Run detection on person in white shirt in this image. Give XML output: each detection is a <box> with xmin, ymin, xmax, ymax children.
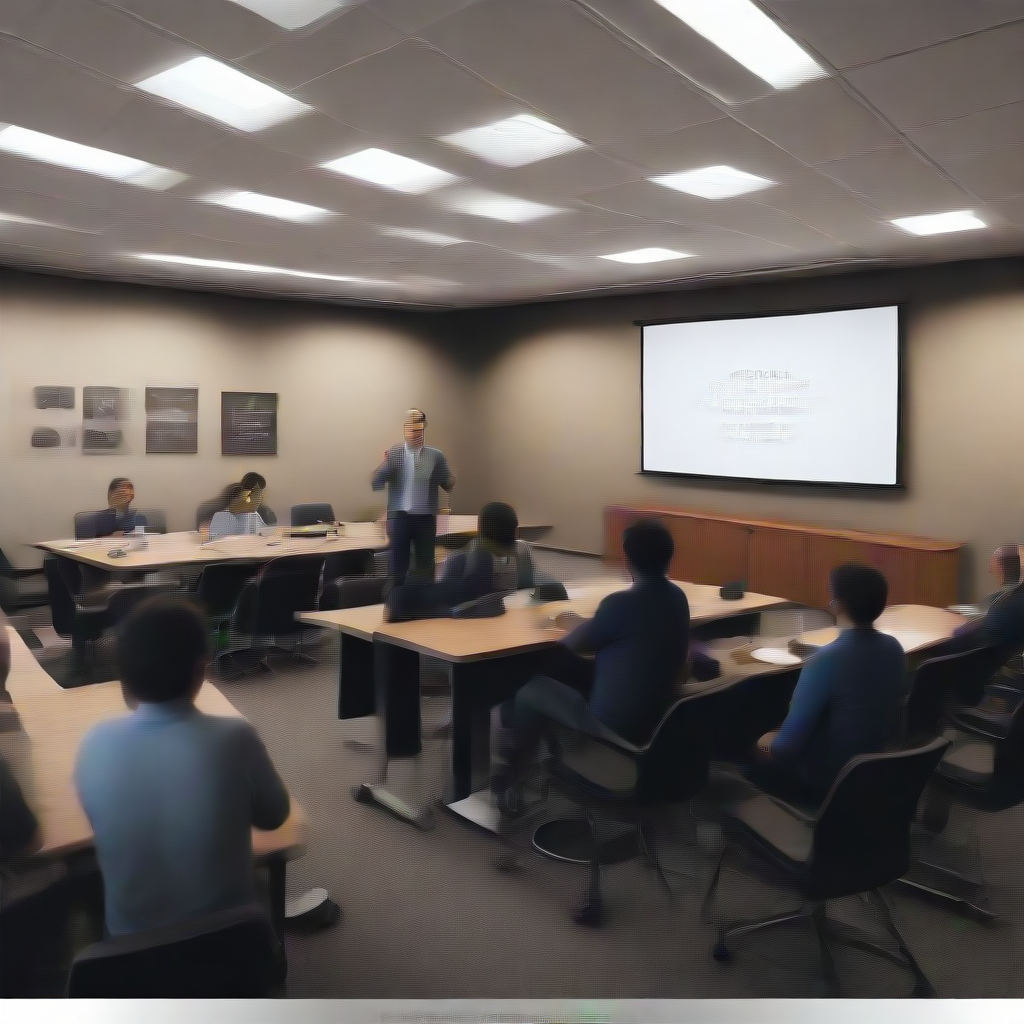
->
<box><xmin>207</xmin><ymin>483</ymin><xmax>266</xmax><ymax>541</ymax></box>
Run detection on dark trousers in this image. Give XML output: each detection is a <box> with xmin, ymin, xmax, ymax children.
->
<box><xmin>387</xmin><ymin>512</ymin><xmax>436</xmax><ymax>586</ymax></box>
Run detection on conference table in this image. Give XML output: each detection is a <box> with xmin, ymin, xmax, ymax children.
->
<box><xmin>298</xmin><ymin>578</ymin><xmax>792</xmax><ymax>828</ymax></box>
<box><xmin>2</xmin><ymin>625</ymin><xmax>308</xmax><ymax>936</ymax></box>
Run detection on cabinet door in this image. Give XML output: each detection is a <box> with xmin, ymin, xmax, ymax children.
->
<box><xmin>603</xmin><ymin>507</ymin><xmax>641</xmax><ymax>565</ymax></box>
<box><xmin>685</xmin><ymin>518</ymin><xmax>749</xmax><ymax>586</ymax></box>
<box><xmin>805</xmin><ymin>535</ymin><xmax>864</xmax><ymax>610</ymax></box>
<box><xmin>748</xmin><ymin>528</ymin><xmax>809</xmax><ymax>605</ymax></box>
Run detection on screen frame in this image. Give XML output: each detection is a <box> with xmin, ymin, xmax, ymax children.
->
<box><xmin>638</xmin><ymin>302</ymin><xmax>907</xmax><ymax>490</ymax></box>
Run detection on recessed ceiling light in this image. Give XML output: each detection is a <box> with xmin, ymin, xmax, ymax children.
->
<box><xmin>652</xmin><ymin>165</ymin><xmax>773</xmax><ymax>200</ymax></box>
<box><xmin>208</xmin><ymin>190</ymin><xmax>331</xmax><ymax>222</ymax></box>
<box><xmin>132</xmin><ymin>253</ymin><xmax>390</xmax><ymax>285</ymax></box>
<box><xmin>321</xmin><ymin>148</ymin><xmax>456</xmax><ymax>194</ymax></box>
<box><xmin>0</xmin><ymin>125</ymin><xmax>185</xmax><ymax>188</ymax></box>
<box><xmin>383</xmin><ymin>226</ymin><xmax>463</xmax><ymax>245</ymax></box>
<box><xmin>654</xmin><ymin>0</ymin><xmax>826</xmax><ymax>90</ymax></box>
<box><xmin>890</xmin><ymin>210</ymin><xmax>986</xmax><ymax>236</ymax></box>
<box><xmin>446</xmin><ymin>190</ymin><xmax>562</xmax><ymax>223</ymax></box>
<box><xmin>135</xmin><ymin>56</ymin><xmax>310</xmax><ymax>132</ymax></box>
<box><xmin>225</xmin><ymin>0</ymin><xmax>348</xmax><ymax>30</ymax></box>
<box><xmin>601</xmin><ymin>247</ymin><xmax>693</xmax><ymax>264</ymax></box>
<box><xmin>440</xmin><ymin>114</ymin><xmax>584</xmax><ymax>168</ymax></box>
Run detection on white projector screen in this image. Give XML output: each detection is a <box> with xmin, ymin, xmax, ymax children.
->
<box><xmin>641</xmin><ymin>306</ymin><xmax>902</xmax><ymax>486</ymax></box>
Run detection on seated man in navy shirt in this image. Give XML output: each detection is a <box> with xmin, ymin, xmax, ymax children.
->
<box><xmin>490</xmin><ymin>520</ymin><xmax>689</xmax><ymax>840</ymax></box>
<box><xmin>938</xmin><ymin>545</ymin><xmax>1023</xmax><ymax>656</ymax></box>
<box><xmin>101</xmin><ymin>477</ymin><xmax>147</xmax><ymax>537</ymax></box>
<box><xmin>748</xmin><ymin>563</ymin><xmax>906</xmax><ymax>810</ymax></box>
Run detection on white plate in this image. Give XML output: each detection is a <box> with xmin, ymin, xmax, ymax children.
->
<box><xmin>750</xmin><ymin>646</ymin><xmax>803</xmax><ymax>666</ymax></box>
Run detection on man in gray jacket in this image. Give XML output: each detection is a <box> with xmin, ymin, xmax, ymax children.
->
<box><xmin>371</xmin><ymin>409</ymin><xmax>455</xmax><ymax>585</ymax></box>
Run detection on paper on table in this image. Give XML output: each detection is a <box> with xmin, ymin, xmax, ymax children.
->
<box><xmin>750</xmin><ymin>646</ymin><xmax>803</xmax><ymax>666</ymax></box>
<box><xmin>878</xmin><ymin>629</ymin><xmax>939</xmax><ymax>651</ymax></box>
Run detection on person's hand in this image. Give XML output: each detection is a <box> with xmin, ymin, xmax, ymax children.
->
<box><xmin>756</xmin><ymin>731</ymin><xmax>778</xmax><ymax>757</ymax></box>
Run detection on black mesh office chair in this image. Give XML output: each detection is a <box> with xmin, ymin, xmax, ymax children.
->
<box><xmin>533</xmin><ymin>690</ymin><xmax>718</xmax><ymax>926</ymax></box>
<box><xmin>43</xmin><ymin>556</ymin><xmax>111</xmax><ymax>682</ymax></box>
<box><xmin>323</xmin><ymin>549</ymin><xmax>375</xmax><ymax>583</ymax></box>
<box><xmin>192</xmin><ymin>561</ymin><xmax>260</xmax><ymax>635</ymax></box>
<box><xmin>67</xmin><ymin>904</ymin><xmax>285</xmax><ymax>998</ymax></box>
<box><xmin>74</xmin><ymin>510</ymin><xmax>111</xmax><ymax>540</ymax></box>
<box><xmin>701</xmin><ymin>738</ymin><xmax>948</xmax><ymax>997</ymax></box>
<box><xmin>136</xmin><ymin>509</ymin><xmax>167</xmax><ymax>534</ymax></box>
<box><xmin>217</xmin><ymin>554</ymin><xmax>325</xmax><ymax>677</ymax></box>
<box><xmin>0</xmin><ymin>547</ymin><xmax>49</xmax><ymax>614</ymax></box>
<box><xmin>291</xmin><ymin>503</ymin><xmax>335</xmax><ymax>528</ymax></box>
<box><xmin>320</xmin><ymin>575</ymin><xmax>388</xmax><ymax>611</ymax></box>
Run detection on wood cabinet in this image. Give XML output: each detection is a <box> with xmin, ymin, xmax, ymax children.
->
<box><xmin>604</xmin><ymin>505</ymin><xmax>961</xmax><ymax>609</ymax></box>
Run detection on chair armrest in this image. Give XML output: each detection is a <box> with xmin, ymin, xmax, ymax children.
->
<box><xmin>0</xmin><ymin>566</ymin><xmax>46</xmax><ymax>579</ymax></box>
<box><xmin>941</xmin><ymin>715</ymin><xmax>1005</xmax><ymax>744</ymax></box>
<box><xmin>583</xmin><ymin>721</ymin><xmax>644</xmax><ymax>759</ymax></box>
<box><xmin>765</xmin><ymin>793</ymin><xmax>817</xmax><ymax>824</ymax></box>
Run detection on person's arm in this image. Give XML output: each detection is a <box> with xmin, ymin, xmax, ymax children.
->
<box><xmin>0</xmin><ymin>754</ymin><xmax>41</xmax><ymax>860</ymax></box>
<box><xmin>560</xmin><ymin>594</ymin><xmax>623</xmax><ymax>656</ymax></box>
<box><xmin>371</xmin><ymin>449</ymin><xmax>394</xmax><ymax>491</ymax></box>
<box><xmin>438</xmin><ymin>452</ymin><xmax>455</xmax><ymax>492</ymax></box>
<box><xmin>768</xmin><ymin>654</ymin><xmax>833</xmax><ymax>762</ymax></box>
<box><xmin>438</xmin><ymin>550</ymin><xmax>468</xmax><ymax>583</ymax></box>
<box><xmin>239</xmin><ymin>724</ymin><xmax>290</xmax><ymax>832</ymax></box>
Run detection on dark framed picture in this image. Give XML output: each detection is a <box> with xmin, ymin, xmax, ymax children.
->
<box><xmin>221</xmin><ymin>392</ymin><xmax>277</xmax><ymax>456</ymax></box>
<box><xmin>146</xmin><ymin>387</ymin><xmax>198</xmax><ymax>454</ymax></box>
<box><xmin>33</xmin><ymin>386</ymin><xmax>75</xmax><ymax>410</ymax></box>
<box><xmin>82</xmin><ymin>386</ymin><xmax>127</xmax><ymax>454</ymax></box>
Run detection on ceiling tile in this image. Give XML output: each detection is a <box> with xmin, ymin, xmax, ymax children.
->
<box><xmin>763</xmin><ymin>0</ymin><xmax>1024</xmax><ymax>69</ymax></box>
<box><xmin>423</xmin><ymin>0</ymin><xmax>724</xmax><ymax>142</ymax></box>
<box><xmin>0</xmin><ymin>188</ymin><xmax>116</xmax><ymax>233</ymax></box>
<box><xmin>366</xmin><ymin>0</ymin><xmax>481</xmax><ymax>34</ymax></box>
<box><xmin>254</xmin><ymin>114</ymin><xmax>374</xmax><ymax>162</ymax></box>
<box><xmin>255</xmin><ymin>167</ymin><xmax>414</xmax><ymax>219</ymax></box>
<box><xmin>174</xmin><ymin>138</ymin><xmax>309</xmax><ymax>189</ymax></box>
<box><xmin>240</xmin><ymin>6</ymin><xmax>403</xmax><ymax>90</ymax></box>
<box><xmin>105</xmin><ymin>0</ymin><xmax>284</xmax><ymax>60</ymax></box>
<box><xmin>732</xmin><ymin>78</ymin><xmax>897</xmax><ymax>165</ymax></box>
<box><xmin>907</xmin><ymin>102</ymin><xmax>1024</xmax><ymax>163</ymax></box>
<box><xmin>843</xmin><ymin>22</ymin><xmax>1024</xmax><ymax>129</ymax></box>
<box><xmin>941</xmin><ymin>146</ymin><xmax>1024</xmax><ymax>202</ymax></box>
<box><xmin>815</xmin><ymin>147</ymin><xmax>976</xmax><ymax>216</ymax></box>
<box><xmin>0</xmin><ymin>0</ymin><xmax>59</xmax><ymax>35</ymax></box>
<box><xmin>988</xmin><ymin>196</ymin><xmax>1024</xmax><ymax>229</ymax></box>
<box><xmin>296</xmin><ymin>39</ymin><xmax>519</xmax><ymax>136</ymax></box>
<box><xmin>0</xmin><ymin>38</ymin><xmax>134</xmax><ymax>140</ymax></box>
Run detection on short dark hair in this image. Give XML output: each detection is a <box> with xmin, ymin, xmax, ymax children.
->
<box><xmin>117</xmin><ymin>597</ymin><xmax>209</xmax><ymax>703</ymax></box>
<box><xmin>995</xmin><ymin>545</ymin><xmax>1021</xmax><ymax>586</ymax></box>
<box><xmin>241</xmin><ymin>472</ymin><xmax>266</xmax><ymax>490</ymax></box>
<box><xmin>406</xmin><ymin>408</ymin><xmax>427</xmax><ymax>426</ymax></box>
<box><xmin>108</xmin><ymin>477</ymin><xmax>131</xmax><ymax>497</ymax></box>
<box><xmin>224</xmin><ymin>482</ymin><xmax>247</xmax><ymax>505</ymax></box>
<box><xmin>479</xmin><ymin>502</ymin><xmax>518</xmax><ymax>549</ymax></box>
<box><xmin>830</xmin><ymin>563</ymin><xmax>888</xmax><ymax>625</ymax></box>
<box><xmin>622</xmin><ymin>519</ymin><xmax>673</xmax><ymax>576</ymax></box>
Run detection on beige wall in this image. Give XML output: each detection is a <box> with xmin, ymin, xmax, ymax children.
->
<box><xmin>0</xmin><ymin>271</ymin><xmax>475</xmax><ymax>565</ymax></box>
<box><xmin>459</xmin><ymin>261</ymin><xmax>1024</xmax><ymax>601</ymax></box>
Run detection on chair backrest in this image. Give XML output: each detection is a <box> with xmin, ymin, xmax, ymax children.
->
<box><xmin>320</xmin><ymin>575</ymin><xmax>387</xmax><ymax>610</ymax></box>
<box><xmin>74</xmin><ymin>509</ymin><xmax>114</xmax><ymax>540</ymax></box>
<box><xmin>704</xmin><ymin>667</ymin><xmax>802</xmax><ymax>762</ymax></box>
<box><xmin>992</xmin><ymin>699</ymin><xmax>1024</xmax><ymax>805</ymax></box>
<box><xmin>67</xmin><ymin>903</ymin><xmax>284</xmax><ymax>998</ymax></box>
<box><xmin>43</xmin><ymin>557</ymin><xmax>77</xmax><ymax>636</ymax></box>
<box><xmin>810</xmin><ymin>737</ymin><xmax>949</xmax><ymax>894</ymax></box>
<box><xmin>106</xmin><ymin>583</ymin><xmax>178</xmax><ymax>626</ymax></box>
<box><xmin>322</xmin><ymin>549</ymin><xmax>374</xmax><ymax>582</ymax></box>
<box><xmin>252</xmin><ymin>555</ymin><xmax>325</xmax><ymax>636</ymax></box>
<box><xmin>195</xmin><ymin>561</ymin><xmax>260</xmax><ymax>619</ymax></box>
<box><xmin>636</xmin><ymin>689</ymin><xmax>718</xmax><ymax>806</ymax></box>
<box><xmin>137</xmin><ymin>509</ymin><xmax>167</xmax><ymax>534</ymax></box>
<box><xmin>291</xmin><ymin>503</ymin><xmax>335</xmax><ymax>527</ymax></box>
<box><xmin>0</xmin><ymin>547</ymin><xmax>13</xmax><ymax>572</ymax></box>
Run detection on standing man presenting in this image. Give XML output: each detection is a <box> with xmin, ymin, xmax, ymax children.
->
<box><xmin>372</xmin><ymin>409</ymin><xmax>455</xmax><ymax>586</ymax></box>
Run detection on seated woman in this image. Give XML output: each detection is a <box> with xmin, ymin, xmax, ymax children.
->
<box><xmin>207</xmin><ymin>484</ymin><xmax>267</xmax><ymax>541</ymax></box>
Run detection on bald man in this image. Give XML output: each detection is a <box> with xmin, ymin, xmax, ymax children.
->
<box><xmin>371</xmin><ymin>409</ymin><xmax>455</xmax><ymax>586</ymax></box>
<box><xmin>938</xmin><ymin>544</ymin><xmax>1023</xmax><ymax>657</ymax></box>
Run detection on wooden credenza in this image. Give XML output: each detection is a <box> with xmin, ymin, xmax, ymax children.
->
<box><xmin>604</xmin><ymin>506</ymin><xmax>962</xmax><ymax>609</ymax></box>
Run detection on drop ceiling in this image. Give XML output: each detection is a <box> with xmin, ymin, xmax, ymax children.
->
<box><xmin>0</xmin><ymin>0</ymin><xmax>1021</xmax><ymax>309</ymax></box>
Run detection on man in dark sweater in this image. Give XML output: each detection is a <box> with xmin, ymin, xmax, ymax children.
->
<box><xmin>490</xmin><ymin>519</ymin><xmax>689</xmax><ymax>827</ymax></box>
<box><xmin>747</xmin><ymin>563</ymin><xmax>906</xmax><ymax>810</ymax></box>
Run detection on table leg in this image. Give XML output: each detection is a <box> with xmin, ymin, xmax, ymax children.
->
<box><xmin>338</xmin><ymin>633</ymin><xmax>375</xmax><ymax>720</ymax></box>
<box><xmin>265</xmin><ymin>857</ymin><xmax>286</xmax><ymax>941</ymax></box>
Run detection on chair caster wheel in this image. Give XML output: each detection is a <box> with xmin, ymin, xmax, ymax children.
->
<box><xmin>712</xmin><ymin>942</ymin><xmax>732</xmax><ymax>963</ymax></box>
<box><xmin>573</xmin><ymin>900</ymin><xmax>604</xmax><ymax>928</ymax></box>
<box><xmin>351</xmin><ymin>784</ymin><xmax>372</xmax><ymax>804</ymax></box>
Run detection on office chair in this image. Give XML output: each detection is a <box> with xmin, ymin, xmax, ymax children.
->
<box><xmin>291</xmin><ymin>503</ymin><xmax>335</xmax><ymax>528</ymax></box>
<box><xmin>704</xmin><ymin>667</ymin><xmax>803</xmax><ymax>764</ymax></box>
<box><xmin>896</xmin><ymin>700</ymin><xmax>1024</xmax><ymax>923</ymax></box>
<box><xmin>217</xmin><ymin>554</ymin><xmax>325</xmax><ymax>677</ymax></box>
<box><xmin>67</xmin><ymin>904</ymin><xmax>286</xmax><ymax>998</ymax></box>
<box><xmin>947</xmin><ymin>645</ymin><xmax>1024</xmax><ymax>738</ymax></box>
<box><xmin>322</xmin><ymin>549</ymin><xmax>375</xmax><ymax>583</ymax></box>
<box><xmin>192</xmin><ymin>561</ymin><xmax>260</xmax><ymax>637</ymax></box>
<box><xmin>43</xmin><ymin>556</ymin><xmax>111</xmax><ymax>683</ymax></box>
<box><xmin>320</xmin><ymin>574</ymin><xmax>388</xmax><ymax>612</ymax></box>
<box><xmin>0</xmin><ymin>547</ymin><xmax>49</xmax><ymax>615</ymax></box>
<box><xmin>702</xmin><ymin>737</ymin><xmax>949</xmax><ymax>997</ymax></box>
<box><xmin>531</xmin><ymin>690</ymin><xmax>718</xmax><ymax>926</ymax></box>
<box><xmin>136</xmin><ymin>509</ymin><xmax>167</xmax><ymax>534</ymax></box>
<box><xmin>74</xmin><ymin>510</ymin><xmax>113</xmax><ymax>541</ymax></box>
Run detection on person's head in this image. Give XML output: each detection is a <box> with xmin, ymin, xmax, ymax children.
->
<box><xmin>478</xmin><ymin>502</ymin><xmax>519</xmax><ymax>553</ymax></box>
<box><xmin>622</xmin><ymin>519</ymin><xmax>673</xmax><ymax>579</ymax></box>
<box><xmin>829</xmin><ymin>563</ymin><xmax>888</xmax><ymax>627</ymax></box>
<box><xmin>989</xmin><ymin>544</ymin><xmax>1022</xmax><ymax>588</ymax></box>
<box><xmin>225</xmin><ymin>482</ymin><xmax>251</xmax><ymax>515</ymax></box>
<box><xmin>403</xmin><ymin>408</ymin><xmax>426</xmax><ymax>448</ymax></box>
<box><xmin>241</xmin><ymin>472</ymin><xmax>266</xmax><ymax>508</ymax></box>
<box><xmin>117</xmin><ymin>596</ymin><xmax>209</xmax><ymax>706</ymax></box>
<box><xmin>107</xmin><ymin>477</ymin><xmax>134</xmax><ymax>510</ymax></box>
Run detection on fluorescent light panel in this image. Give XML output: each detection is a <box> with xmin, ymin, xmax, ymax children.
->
<box><xmin>601</xmin><ymin>247</ymin><xmax>693</xmax><ymax>264</ymax></box>
<box><xmin>446</xmin><ymin>190</ymin><xmax>562</xmax><ymax>222</ymax></box>
<box><xmin>133</xmin><ymin>253</ymin><xmax>387</xmax><ymax>284</ymax></box>
<box><xmin>654</xmin><ymin>0</ymin><xmax>826</xmax><ymax>89</ymax></box>
<box><xmin>441</xmin><ymin>114</ymin><xmax>584</xmax><ymax>168</ymax></box>
<box><xmin>383</xmin><ymin>227</ymin><xmax>463</xmax><ymax>246</ymax></box>
<box><xmin>322</xmin><ymin>148</ymin><xmax>456</xmax><ymax>194</ymax></box>
<box><xmin>209</xmin><ymin>190</ymin><xmax>331</xmax><ymax>222</ymax></box>
<box><xmin>890</xmin><ymin>210</ymin><xmax>986</xmax><ymax>236</ymax></box>
<box><xmin>136</xmin><ymin>57</ymin><xmax>310</xmax><ymax>132</ymax></box>
<box><xmin>652</xmin><ymin>164</ymin><xmax>773</xmax><ymax>199</ymax></box>
<box><xmin>225</xmin><ymin>0</ymin><xmax>348</xmax><ymax>30</ymax></box>
<box><xmin>0</xmin><ymin>125</ymin><xmax>184</xmax><ymax>188</ymax></box>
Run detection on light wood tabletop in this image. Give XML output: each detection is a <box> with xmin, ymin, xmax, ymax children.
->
<box><xmin>797</xmin><ymin>604</ymin><xmax>967</xmax><ymax>655</ymax></box>
<box><xmin>3</xmin><ymin>625</ymin><xmax>307</xmax><ymax>864</ymax></box>
<box><xmin>298</xmin><ymin>577</ymin><xmax>789</xmax><ymax>664</ymax></box>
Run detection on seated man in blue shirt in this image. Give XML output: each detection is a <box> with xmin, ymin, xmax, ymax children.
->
<box><xmin>74</xmin><ymin>597</ymin><xmax>290</xmax><ymax>936</ymax></box>
<box><xmin>207</xmin><ymin>483</ymin><xmax>268</xmax><ymax>541</ymax></box>
<box><xmin>99</xmin><ymin>477</ymin><xmax>147</xmax><ymax>537</ymax></box>
<box><xmin>938</xmin><ymin>545</ymin><xmax>1023</xmax><ymax>656</ymax></box>
<box><xmin>490</xmin><ymin>520</ymin><xmax>689</xmax><ymax>859</ymax></box>
<box><xmin>747</xmin><ymin>563</ymin><xmax>906</xmax><ymax>810</ymax></box>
